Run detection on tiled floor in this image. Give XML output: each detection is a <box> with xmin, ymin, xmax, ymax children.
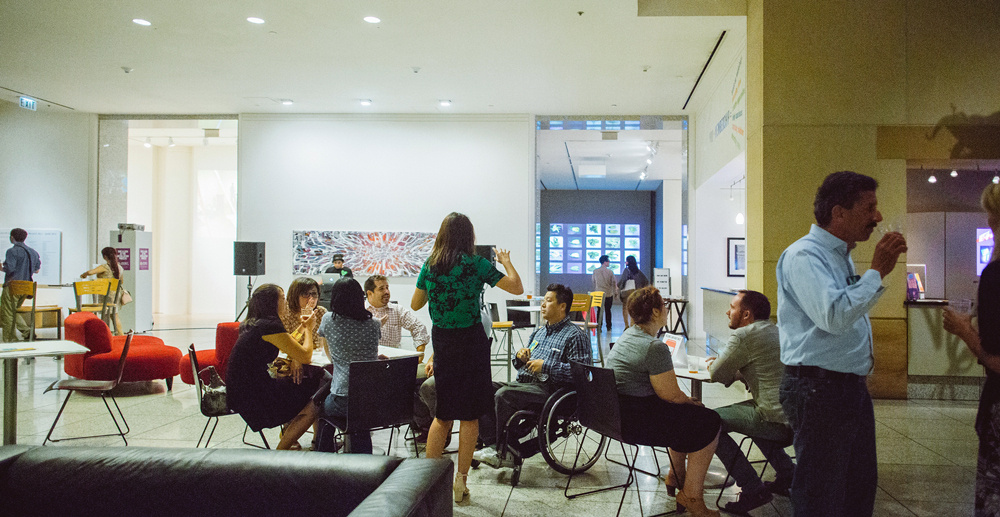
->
<box><xmin>5</xmin><ymin>313</ymin><xmax>979</xmax><ymax>516</ymax></box>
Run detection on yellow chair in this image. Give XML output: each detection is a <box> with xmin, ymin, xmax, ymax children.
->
<box><xmin>8</xmin><ymin>280</ymin><xmax>63</xmax><ymax>341</ymax></box>
<box><xmin>69</xmin><ymin>279</ymin><xmax>116</xmax><ymax>317</ymax></box>
<box><xmin>587</xmin><ymin>291</ymin><xmax>606</xmax><ymax>366</ymax></box>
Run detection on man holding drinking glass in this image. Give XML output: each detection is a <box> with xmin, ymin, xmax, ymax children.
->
<box><xmin>776</xmin><ymin>171</ymin><xmax>907</xmax><ymax>516</ymax></box>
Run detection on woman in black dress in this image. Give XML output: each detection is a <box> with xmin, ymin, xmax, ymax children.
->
<box><xmin>944</xmin><ymin>183</ymin><xmax>1000</xmax><ymax>515</ymax></box>
<box><xmin>411</xmin><ymin>212</ymin><xmax>523</xmax><ymax>502</ymax></box>
<box><xmin>227</xmin><ymin>283</ymin><xmax>329</xmax><ymax>450</ymax></box>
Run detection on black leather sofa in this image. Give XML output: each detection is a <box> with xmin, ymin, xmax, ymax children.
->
<box><xmin>0</xmin><ymin>445</ymin><xmax>453</xmax><ymax>517</ymax></box>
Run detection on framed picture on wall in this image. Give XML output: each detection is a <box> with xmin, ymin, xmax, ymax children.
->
<box><xmin>727</xmin><ymin>237</ymin><xmax>747</xmax><ymax>277</ymax></box>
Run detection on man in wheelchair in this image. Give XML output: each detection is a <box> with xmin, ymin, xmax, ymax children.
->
<box><xmin>474</xmin><ymin>283</ymin><xmax>592</xmax><ymax>469</ymax></box>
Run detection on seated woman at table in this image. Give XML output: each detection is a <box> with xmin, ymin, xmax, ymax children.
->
<box><xmin>79</xmin><ymin>246</ymin><xmax>125</xmax><ymax>335</ymax></box>
<box><xmin>226</xmin><ymin>283</ymin><xmax>330</xmax><ymax>450</ymax></box>
<box><xmin>606</xmin><ymin>286</ymin><xmax>722</xmax><ymax>517</ymax></box>
<box><xmin>269</xmin><ymin>278</ymin><xmax>329</xmax><ymax>379</ymax></box>
<box><xmin>318</xmin><ymin>278</ymin><xmax>381</xmax><ymax>453</ymax></box>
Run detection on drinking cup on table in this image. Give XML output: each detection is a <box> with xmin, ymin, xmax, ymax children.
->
<box><xmin>947</xmin><ymin>298</ymin><xmax>973</xmax><ymax>316</ymax></box>
<box><xmin>687</xmin><ymin>355</ymin><xmax>700</xmax><ymax>374</ymax></box>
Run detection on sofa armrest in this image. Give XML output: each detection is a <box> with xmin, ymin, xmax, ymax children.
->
<box><xmin>349</xmin><ymin>458</ymin><xmax>453</xmax><ymax>517</ymax></box>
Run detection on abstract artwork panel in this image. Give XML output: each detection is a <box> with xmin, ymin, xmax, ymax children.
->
<box><xmin>293</xmin><ymin>230</ymin><xmax>436</xmax><ymax>277</ymax></box>
<box><xmin>567</xmin><ymin>262</ymin><xmax>583</xmax><ymax>274</ymax></box>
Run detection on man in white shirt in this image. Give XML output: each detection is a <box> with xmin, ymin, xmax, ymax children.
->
<box><xmin>364</xmin><ymin>275</ymin><xmax>433</xmax><ymax>440</ymax></box>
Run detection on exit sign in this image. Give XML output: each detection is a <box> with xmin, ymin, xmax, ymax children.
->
<box><xmin>19</xmin><ymin>97</ymin><xmax>36</xmax><ymax>111</ymax></box>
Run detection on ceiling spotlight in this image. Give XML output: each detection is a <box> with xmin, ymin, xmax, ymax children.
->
<box><xmin>928</xmin><ymin>174</ymin><xmax>937</xmax><ymax>183</ymax></box>
<box><xmin>736</xmin><ymin>212</ymin><xmax>745</xmax><ymax>225</ymax></box>
<box><xmin>646</xmin><ymin>145</ymin><xmax>652</xmax><ymax>152</ymax></box>
<box><xmin>439</xmin><ymin>100</ymin><xmax>452</xmax><ymax>107</ymax></box>
<box><xmin>280</xmin><ymin>99</ymin><xmax>293</xmax><ymax>105</ymax></box>
<box><xmin>639</xmin><ymin>172</ymin><xmax>647</xmax><ymax>180</ymax></box>
<box><xmin>994</xmin><ymin>175</ymin><xmax>999</xmax><ymax>184</ymax></box>
<box><xmin>132</xmin><ymin>18</ymin><xmax>151</xmax><ymax>26</ymax></box>
<box><xmin>143</xmin><ymin>137</ymin><xmax>151</xmax><ymax>148</ymax></box>
<box><xmin>364</xmin><ymin>16</ymin><xmax>381</xmax><ymax>23</ymax></box>
<box><xmin>359</xmin><ymin>99</ymin><xmax>372</xmax><ymax>106</ymax></box>
<box><xmin>951</xmin><ymin>169</ymin><xmax>958</xmax><ymax>177</ymax></box>
<box><xmin>168</xmin><ymin>137</ymin><xmax>176</xmax><ymax>148</ymax></box>
<box><xmin>646</xmin><ymin>158</ymin><xmax>652</xmax><ymax>165</ymax></box>
<box><xmin>247</xmin><ymin>17</ymin><xmax>265</xmax><ymax>24</ymax></box>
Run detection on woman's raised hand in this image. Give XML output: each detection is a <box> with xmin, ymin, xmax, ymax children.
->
<box><xmin>494</xmin><ymin>247</ymin><xmax>512</xmax><ymax>265</ymax></box>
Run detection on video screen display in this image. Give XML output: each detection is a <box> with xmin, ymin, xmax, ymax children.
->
<box><xmin>978</xmin><ymin>228</ymin><xmax>994</xmax><ymax>276</ymax></box>
<box><xmin>545</xmin><ymin>222</ymin><xmax>639</xmax><ymax>275</ymax></box>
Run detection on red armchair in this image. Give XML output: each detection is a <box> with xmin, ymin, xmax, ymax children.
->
<box><xmin>64</xmin><ymin>311</ymin><xmax>181</xmax><ymax>389</ymax></box>
<box><xmin>179</xmin><ymin>321</ymin><xmax>239</xmax><ymax>384</ymax></box>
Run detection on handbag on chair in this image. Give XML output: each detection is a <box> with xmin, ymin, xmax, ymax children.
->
<box><xmin>200</xmin><ymin>366</ymin><xmax>228</xmax><ymax>416</ymax></box>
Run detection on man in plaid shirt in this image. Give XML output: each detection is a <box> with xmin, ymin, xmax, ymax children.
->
<box><xmin>474</xmin><ymin>283</ymin><xmax>592</xmax><ymax>469</ymax></box>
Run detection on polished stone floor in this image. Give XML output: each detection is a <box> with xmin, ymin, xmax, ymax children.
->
<box><xmin>6</xmin><ymin>312</ymin><xmax>979</xmax><ymax>516</ymax></box>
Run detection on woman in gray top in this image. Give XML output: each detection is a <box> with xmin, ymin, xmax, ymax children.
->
<box><xmin>607</xmin><ymin>286</ymin><xmax>721</xmax><ymax>517</ymax></box>
<box><xmin>319</xmin><ymin>278</ymin><xmax>381</xmax><ymax>453</ymax></box>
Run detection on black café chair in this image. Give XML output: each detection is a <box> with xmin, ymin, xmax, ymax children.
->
<box><xmin>188</xmin><ymin>343</ymin><xmax>266</xmax><ymax>448</ymax></box>
<box><xmin>316</xmin><ymin>355</ymin><xmax>419</xmax><ymax>456</ymax></box>
<box><xmin>566</xmin><ymin>361</ymin><xmax>682</xmax><ymax>517</ymax></box>
<box><xmin>43</xmin><ymin>331</ymin><xmax>133</xmax><ymax>446</ymax></box>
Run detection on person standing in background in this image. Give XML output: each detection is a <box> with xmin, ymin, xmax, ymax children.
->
<box><xmin>776</xmin><ymin>171</ymin><xmax>907</xmax><ymax>516</ymax></box>
<box><xmin>943</xmin><ymin>183</ymin><xmax>1000</xmax><ymax>516</ymax></box>
<box><xmin>617</xmin><ymin>255</ymin><xmax>648</xmax><ymax>328</ymax></box>
<box><xmin>1</xmin><ymin>228</ymin><xmax>41</xmax><ymax>342</ymax></box>
<box><xmin>592</xmin><ymin>255</ymin><xmax>618</xmax><ymax>331</ymax></box>
<box><xmin>80</xmin><ymin>246</ymin><xmax>125</xmax><ymax>335</ymax></box>
<box><xmin>324</xmin><ymin>253</ymin><xmax>353</xmax><ymax>278</ymax></box>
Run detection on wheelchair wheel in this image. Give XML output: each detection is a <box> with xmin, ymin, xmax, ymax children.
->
<box><xmin>537</xmin><ymin>388</ymin><xmax>606</xmax><ymax>475</ymax></box>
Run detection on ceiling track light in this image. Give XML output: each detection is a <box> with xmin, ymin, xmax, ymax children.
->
<box><xmin>132</xmin><ymin>18</ymin><xmax>151</xmax><ymax>26</ymax></box>
<box><xmin>168</xmin><ymin>137</ymin><xmax>176</xmax><ymax>148</ymax></box>
<box><xmin>439</xmin><ymin>100</ymin><xmax>452</xmax><ymax>107</ymax></box>
<box><xmin>994</xmin><ymin>175</ymin><xmax>999</xmax><ymax>184</ymax></box>
<box><xmin>928</xmin><ymin>174</ymin><xmax>937</xmax><ymax>183</ymax></box>
<box><xmin>247</xmin><ymin>17</ymin><xmax>265</xmax><ymax>24</ymax></box>
<box><xmin>280</xmin><ymin>99</ymin><xmax>293</xmax><ymax>105</ymax></box>
<box><xmin>359</xmin><ymin>99</ymin><xmax>372</xmax><ymax>106</ymax></box>
<box><xmin>364</xmin><ymin>16</ymin><xmax>381</xmax><ymax>23</ymax></box>
<box><xmin>143</xmin><ymin>137</ymin><xmax>151</xmax><ymax>148</ymax></box>
<box><xmin>950</xmin><ymin>169</ymin><xmax>958</xmax><ymax>177</ymax></box>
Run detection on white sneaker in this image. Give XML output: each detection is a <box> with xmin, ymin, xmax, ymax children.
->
<box><xmin>473</xmin><ymin>446</ymin><xmax>517</xmax><ymax>469</ymax></box>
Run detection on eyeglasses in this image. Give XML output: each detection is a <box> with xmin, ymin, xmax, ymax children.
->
<box><xmin>304</xmin><ymin>292</ymin><xmax>320</xmax><ymax>298</ymax></box>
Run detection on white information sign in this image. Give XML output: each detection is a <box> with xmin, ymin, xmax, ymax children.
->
<box><xmin>0</xmin><ymin>228</ymin><xmax>61</xmax><ymax>285</ymax></box>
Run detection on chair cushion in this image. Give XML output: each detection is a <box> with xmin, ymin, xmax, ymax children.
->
<box><xmin>178</xmin><ymin>350</ymin><xmax>218</xmax><ymax>385</ymax></box>
<box><xmin>215</xmin><ymin>322</ymin><xmax>239</xmax><ymax>380</ymax></box>
<box><xmin>64</xmin><ymin>312</ymin><xmax>112</xmax><ymax>354</ymax></box>
<box><xmin>82</xmin><ymin>337</ymin><xmax>181</xmax><ymax>382</ymax></box>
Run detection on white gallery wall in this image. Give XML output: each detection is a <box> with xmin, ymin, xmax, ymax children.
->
<box><xmin>238</xmin><ymin>114</ymin><xmax>536</xmax><ymax>329</ymax></box>
<box><xmin>0</xmin><ymin>101</ymin><xmax>98</xmax><ymax>308</ymax></box>
<box><xmin>128</xmin><ymin>143</ymin><xmax>237</xmax><ymax>317</ymax></box>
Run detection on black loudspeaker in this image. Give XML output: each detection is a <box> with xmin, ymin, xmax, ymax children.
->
<box><xmin>475</xmin><ymin>245</ymin><xmax>495</xmax><ymax>264</ymax></box>
<box><xmin>234</xmin><ymin>242</ymin><xmax>266</xmax><ymax>275</ymax></box>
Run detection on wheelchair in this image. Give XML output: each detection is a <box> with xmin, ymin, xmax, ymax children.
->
<box><xmin>495</xmin><ymin>387</ymin><xmax>608</xmax><ymax>487</ymax></box>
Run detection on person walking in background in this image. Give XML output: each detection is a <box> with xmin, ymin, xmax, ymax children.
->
<box><xmin>943</xmin><ymin>183</ymin><xmax>1000</xmax><ymax>516</ymax></box>
<box><xmin>80</xmin><ymin>246</ymin><xmax>126</xmax><ymax>335</ymax></box>
<box><xmin>411</xmin><ymin>212</ymin><xmax>523</xmax><ymax>503</ymax></box>
<box><xmin>1</xmin><ymin>228</ymin><xmax>41</xmax><ymax>342</ymax></box>
<box><xmin>617</xmin><ymin>255</ymin><xmax>648</xmax><ymax>328</ymax></box>
<box><xmin>777</xmin><ymin>171</ymin><xmax>907</xmax><ymax>516</ymax></box>
<box><xmin>592</xmin><ymin>255</ymin><xmax>618</xmax><ymax>331</ymax></box>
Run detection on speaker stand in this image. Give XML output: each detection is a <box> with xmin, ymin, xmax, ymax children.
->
<box><xmin>235</xmin><ymin>276</ymin><xmax>255</xmax><ymax>322</ymax></box>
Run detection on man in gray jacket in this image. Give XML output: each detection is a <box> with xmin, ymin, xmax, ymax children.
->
<box><xmin>707</xmin><ymin>290</ymin><xmax>794</xmax><ymax>514</ymax></box>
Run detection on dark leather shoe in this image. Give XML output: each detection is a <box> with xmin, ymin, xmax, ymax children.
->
<box><xmin>723</xmin><ymin>488</ymin><xmax>773</xmax><ymax>515</ymax></box>
<box><xmin>763</xmin><ymin>479</ymin><xmax>791</xmax><ymax>497</ymax></box>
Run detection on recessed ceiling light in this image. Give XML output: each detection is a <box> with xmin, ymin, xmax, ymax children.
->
<box><xmin>951</xmin><ymin>169</ymin><xmax>959</xmax><ymax>177</ymax></box>
<box><xmin>359</xmin><ymin>99</ymin><xmax>372</xmax><ymax>106</ymax></box>
<box><xmin>132</xmin><ymin>18</ymin><xmax>151</xmax><ymax>26</ymax></box>
<box><xmin>281</xmin><ymin>99</ymin><xmax>293</xmax><ymax>105</ymax></box>
<box><xmin>439</xmin><ymin>100</ymin><xmax>452</xmax><ymax>107</ymax></box>
<box><xmin>364</xmin><ymin>16</ymin><xmax>381</xmax><ymax>23</ymax></box>
<box><xmin>247</xmin><ymin>17</ymin><xmax>265</xmax><ymax>24</ymax></box>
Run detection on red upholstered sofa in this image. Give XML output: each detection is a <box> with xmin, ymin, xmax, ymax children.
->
<box><xmin>178</xmin><ymin>322</ymin><xmax>239</xmax><ymax>384</ymax></box>
<box><xmin>64</xmin><ymin>312</ymin><xmax>181</xmax><ymax>389</ymax></box>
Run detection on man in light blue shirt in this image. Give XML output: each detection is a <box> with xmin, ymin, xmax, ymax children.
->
<box><xmin>776</xmin><ymin>171</ymin><xmax>906</xmax><ymax>516</ymax></box>
<box><xmin>1</xmin><ymin>228</ymin><xmax>42</xmax><ymax>342</ymax></box>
